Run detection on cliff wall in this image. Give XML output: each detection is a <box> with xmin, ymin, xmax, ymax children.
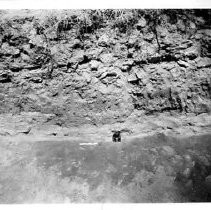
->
<box><xmin>0</xmin><ymin>9</ymin><xmax>210</xmax><ymax>128</ymax></box>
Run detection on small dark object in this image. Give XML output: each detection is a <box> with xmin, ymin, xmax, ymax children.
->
<box><xmin>21</xmin><ymin>127</ymin><xmax>31</xmax><ymax>135</ymax></box>
<box><xmin>112</xmin><ymin>131</ymin><xmax>121</xmax><ymax>142</ymax></box>
<box><xmin>111</xmin><ymin>128</ymin><xmax>132</xmax><ymax>142</ymax></box>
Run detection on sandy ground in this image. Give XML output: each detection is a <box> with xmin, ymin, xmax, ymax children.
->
<box><xmin>0</xmin><ymin>132</ymin><xmax>211</xmax><ymax>203</ymax></box>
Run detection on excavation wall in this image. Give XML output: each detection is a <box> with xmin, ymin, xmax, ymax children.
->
<box><xmin>0</xmin><ymin>10</ymin><xmax>211</xmax><ymax>127</ymax></box>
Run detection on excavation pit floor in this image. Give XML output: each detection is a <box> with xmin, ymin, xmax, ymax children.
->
<box><xmin>0</xmin><ymin>133</ymin><xmax>211</xmax><ymax>203</ymax></box>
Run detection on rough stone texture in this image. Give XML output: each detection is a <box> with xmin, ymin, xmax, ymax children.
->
<box><xmin>0</xmin><ymin>10</ymin><xmax>210</xmax><ymax>128</ymax></box>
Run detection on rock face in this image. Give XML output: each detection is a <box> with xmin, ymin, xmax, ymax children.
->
<box><xmin>0</xmin><ymin>10</ymin><xmax>211</xmax><ymax>127</ymax></box>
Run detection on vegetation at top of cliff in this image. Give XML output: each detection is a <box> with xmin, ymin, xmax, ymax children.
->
<box><xmin>29</xmin><ymin>9</ymin><xmax>211</xmax><ymax>38</ymax></box>
<box><xmin>0</xmin><ymin>9</ymin><xmax>210</xmax><ymax>40</ymax></box>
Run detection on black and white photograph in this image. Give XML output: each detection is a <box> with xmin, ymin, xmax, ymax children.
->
<box><xmin>0</xmin><ymin>0</ymin><xmax>211</xmax><ymax>205</ymax></box>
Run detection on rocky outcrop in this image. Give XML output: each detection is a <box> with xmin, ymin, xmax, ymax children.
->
<box><xmin>0</xmin><ymin>10</ymin><xmax>210</xmax><ymax>127</ymax></box>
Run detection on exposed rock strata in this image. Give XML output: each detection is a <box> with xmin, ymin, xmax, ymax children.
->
<box><xmin>0</xmin><ymin>9</ymin><xmax>210</xmax><ymax>134</ymax></box>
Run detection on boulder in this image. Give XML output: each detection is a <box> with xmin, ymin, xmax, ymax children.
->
<box><xmin>115</xmin><ymin>59</ymin><xmax>134</xmax><ymax>72</ymax></box>
<box><xmin>177</xmin><ymin>19</ymin><xmax>186</xmax><ymax>32</ymax></box>
<box><xmin>128</xmin><ymin>35</ymin><xmax>138</xmax><ymax>46</ymax></box>
<box><xmin>196</xmin><ymin>57</ymin><xmax>211</xmax><ymax>68</ymax></box>
<box><xmin>177</xmin><ymin>60</ymin><xmax>190</xmax><ymax>68</ymax></box>
<box><xmin>0</xmin><ymin>70</ymin><xmax>12</xmax><ymax>83</ymax></box>
<box><xmin>136</xmin><ymin>17</ymin><xmax>147</xmax><ymax>29</ymax></box>
<box><xmin>98</xmin><ymin>34</ymin><xmax>110</xmax><ymax>47</ymax></box>
<box><xmin>122</xmin><ymin>59</ymin><xmax>134</xmax><ymax>71</ymax></box>
<box><xmin>100</xmin><ymin>53</ymin><xmax>115</xmax><ymax>64</ymax></box>
<box><xmin>82</xmin><ymin>72</ymin><xmax>92</xmax><ymax>83</ymax></box>
<box><xmin>161</xmin><ymin>62</ymin><xmax>176</xmax><ymax>71</ymax></box>
<box><xmin>127</xmin><ymin>73</ymin><xmax>137</xmax><ymax>82</ymax></box>
<box><xmin>99</xmin><ymin>72</ymin><xmax>117</xmax><ymax>80</ymax></box>
<box><xmin>86</xmin><ymin>48</ymin><xmax>103</xmax><ymax>60</ymax></box>
<box><xmin>21</xmin><ymin>53</ymin><xmax>31</xmax><ymax>62</ymax></box>
<box><xmin>184</xmin><ymin>46</ymin><xmax>199</xmax><ymax>59</ymax></box>
<box><xmin>144</xmin><ymin>33</ymin><xmax>154</xmax><ymax>42</ymax></box>
<box><xmin>1</xmin><ymin>43</ymin><xmax>20</xmax><ymax>56</ymax></box>
<box><xmin>194</xmin><ymin>33</ymin><xmax>203</xmax><ymax>40</ymax></box>
<box><xmin>203</xmin><ymin>29</ymin><xmax>211</xmax><ymax>37</ymax></box>
<box><xmin>189</xmin><ymin>22</ymin><xmax>196</xmax><ymax>30</ymax></box>
<box><xmin>89</xmin><ymin>60</ymin><xmax>101</xmax><ymax>70</ymax></box>
<box><xmin>69</xmin><ymin>50</ymin><xmax>85</xmax><ymax>64</ymax></box>
<box><xmin>113</xmin><ymin>43</ymin><xmax>128</xmax><ymax>58</ymax></box>
<box><xmin>70</xmin><ymin>39</ymin><xmax>82</xmax><ymax>48</ymax></box>
<box><xmin>29</xmin><ymin>34</ymin><xmax>46</xmax><ymax>47</ymax></box>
